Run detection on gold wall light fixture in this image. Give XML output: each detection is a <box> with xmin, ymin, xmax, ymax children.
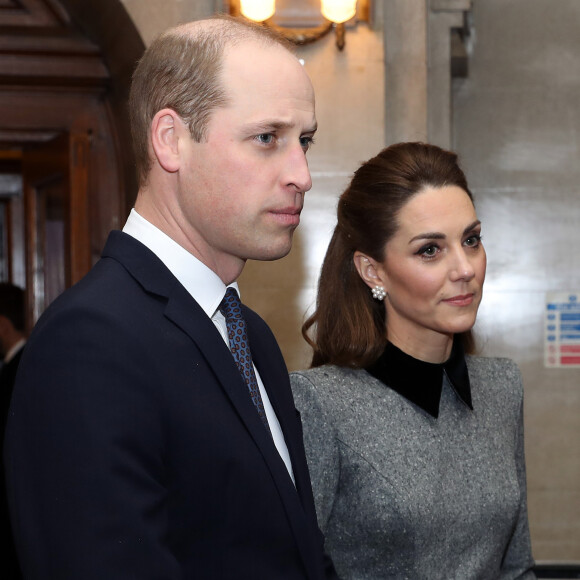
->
<box><xmin>229</xmin><ymin>0</ymin><xmax>366</xmax><ymax>51</ymax></box>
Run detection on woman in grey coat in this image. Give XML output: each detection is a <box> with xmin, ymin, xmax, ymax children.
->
<box><xmin>291</xmin><ymin>142</ymin><xmax>536</xmax><ymax>579</ymax></box>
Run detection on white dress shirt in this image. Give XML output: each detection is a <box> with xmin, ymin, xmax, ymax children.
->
<box><xmin>123</xmin><ymin>209</ymin><xmax>295</xmax><ymax>483</ymax></box>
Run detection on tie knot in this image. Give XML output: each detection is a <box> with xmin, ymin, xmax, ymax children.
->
<box><xmin>220</xmin><ymin>287</ymin><xmax>242</xmax><ymax>320</ymax></box>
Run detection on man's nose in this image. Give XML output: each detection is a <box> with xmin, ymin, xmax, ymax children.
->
<box><xmin>284</xmin><ymin>146</ymin><xmax>312</xmax><ymax>193</ymax></box>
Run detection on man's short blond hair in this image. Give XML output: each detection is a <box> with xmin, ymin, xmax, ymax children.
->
<box><xmin>129</xmin><ymin>15</ymin><xmax>293</xmax><ymax>186</ymax></box>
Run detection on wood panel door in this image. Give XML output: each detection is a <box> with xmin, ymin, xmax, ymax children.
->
<box><xmin>22</xmin><ymin>132</ymin><xmax>90</xmax><ymax>325</ymax></box>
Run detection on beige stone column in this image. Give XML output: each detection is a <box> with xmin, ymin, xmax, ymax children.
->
<box><xmin>428</xmin><ymin>0</ymin><xmax>470</xmax><ymax>148</ymax></box>
<box><xmin>383</xmin><ymin>0</ymin><xmax>429</xmax><ymax>145</ymax></box>
<box><xmin>382</xmin><ymin>0</ymin><xmax>471</xmax><ymax>148</ymax></box>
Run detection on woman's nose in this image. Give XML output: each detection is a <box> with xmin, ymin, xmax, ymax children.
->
<box><xmin>449</xmin><ymin>248</ymin><xmax>476</xmax><ymax>282</ymax></box>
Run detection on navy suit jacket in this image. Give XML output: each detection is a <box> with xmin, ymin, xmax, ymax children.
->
<box><xmin>1</xmin><ymin>346</ymin><xmax>24</xmax><ymax>579</ymax></box>
<box><xmin>5</xmin><ymin>231</ymin><xmax>336</xmax><ymax>579</ymax></box>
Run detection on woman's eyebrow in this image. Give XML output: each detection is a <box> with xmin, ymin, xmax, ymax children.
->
<box><xmin>408</xmin><ymin>221</ymin><xmax>481</xmax><ymax>244</ymax></box>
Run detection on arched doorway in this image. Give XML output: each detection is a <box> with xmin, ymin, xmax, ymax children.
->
<box><xmin>0</xmin><ymin>0</ymin><xmax>144</xmax><ymax>328</ymax></box>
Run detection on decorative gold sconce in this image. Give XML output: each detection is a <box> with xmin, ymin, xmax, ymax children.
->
<box><xmin>228</xmin><ymin>0</ymin><xmax>368</xmax><ymax>51</ymax></box>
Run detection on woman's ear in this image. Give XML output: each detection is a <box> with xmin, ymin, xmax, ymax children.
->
<box><xmin>150</xmin><ymin>108</ymin><xmax>184</xmax><ymax>174</ymax></box>
<box><xmin>353</xmin><ymin>251</ymin><xmax>386</xmax><ymax>290</ymax></box>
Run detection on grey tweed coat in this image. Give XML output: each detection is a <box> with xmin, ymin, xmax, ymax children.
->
<box><xmin>290</xmin><ymin>356</ymin><xmax>536</xmax><ymax>580</ymax></box>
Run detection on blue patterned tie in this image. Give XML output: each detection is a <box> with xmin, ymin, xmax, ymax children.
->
<box><xmin>220</xmin><ymin>288</ymin><xmax>270</xmax><ymax>431</ymax></box>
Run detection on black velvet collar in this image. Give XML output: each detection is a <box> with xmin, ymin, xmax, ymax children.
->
<box><xmin>365</xmin><ymin>338</ymin><xmax>473</xmax><ymax>418</ymax></box>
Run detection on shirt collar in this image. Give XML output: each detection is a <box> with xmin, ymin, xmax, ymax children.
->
<box><xmin>122</xmin><ymin>209</ymin><xmax>237</xmax><ymax>318</ymax></box>
<box><xmin>365</xmin><ymin>337</ymin><xmax>473</xmax><ymax>418</ymax></box>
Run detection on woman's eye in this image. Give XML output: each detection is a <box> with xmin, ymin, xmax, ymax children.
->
<box><xmin>418</xmin><ymin>244</ymin><xmax>439</xmax><ymax>257</ymax></box>
<box><xmin>465</xmin><ymin>234</ymin><xmax>482</xmax><ymax>247</ymax></box>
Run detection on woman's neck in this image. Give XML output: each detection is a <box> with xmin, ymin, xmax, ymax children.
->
<box><xmin>386</xmin><ymin>327</ymin><xmax>454</xmax><ymax>364</ymax></box>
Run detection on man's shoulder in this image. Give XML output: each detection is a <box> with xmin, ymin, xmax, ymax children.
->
<box><xmin>29</xmin><ymin>233</ymin><xmax>171</xmax><ymax>341</ymax></box>
<box><xmin>48</xmin><ymin>230</ymin><xmax>175</xmax><ymax>311</ymax></box>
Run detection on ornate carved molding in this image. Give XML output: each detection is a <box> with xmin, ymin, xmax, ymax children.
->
<box><xmin>0</xmin><ymin>0</ymin><xmax>109</xmax><ymax>87</ymax></box>
<box><xmin>0</xmin><ymin>0</ymin><xmax>68</xmax><ymax>26</ymax></box>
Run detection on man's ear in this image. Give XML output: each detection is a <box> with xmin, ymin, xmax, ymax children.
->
<box><xmin>353</xmin><ymin>251</ymin><xmax>386</xmax><ymax>290</ymax></box>
<box><xmin>150</xmin><ymin>108</ymin><xmax>184</xmax><ymax>174</ymax></box>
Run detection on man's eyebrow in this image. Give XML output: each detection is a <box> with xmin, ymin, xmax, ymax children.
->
<box><xmin>243</xmin><ymin>120</ymin><xmax>318</xmax><ymax>133</ymax></box>
<box><xmin>408</xmin><ymin>220</ymin><xmax>481</xmax><ymax>244</ymax></box>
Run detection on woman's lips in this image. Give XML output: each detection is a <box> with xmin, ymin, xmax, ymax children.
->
<box><xmin>442</xmin><ymin>294</ymin><xmax>474</xmax><ymax>306</ymax></box>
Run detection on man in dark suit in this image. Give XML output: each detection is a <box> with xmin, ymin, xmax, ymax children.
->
<box><xmin>0</xmin><ymin>282</ymin><xmax>26</xmax><ymax>579</ymax></box>
<box><xmin>5</xmin><ymin>16</ymin><xmax>337</xmax><ymax>579</ymax></box>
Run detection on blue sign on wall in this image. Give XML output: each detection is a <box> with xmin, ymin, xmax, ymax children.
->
<box><xmin>545</xmin><ymin>293</ymin><xmax>580</xmax><ymax>367</ymax></box>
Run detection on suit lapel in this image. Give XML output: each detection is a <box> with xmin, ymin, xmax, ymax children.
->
<box><xmin>103</xmin><ymin>231</ymin><xmax>321</xmax><ymax>579</ymax></box>
<box><xmin>164</xmin><ymin>295</ymin><xmax>276</xmax><ymax>448</ymax></box>
<box><xmin>246</xmin><ymin>314</ymin><xmax>324</xmax><ymax>579</ymax></box>
<box><xmin>246</xmin><ymin>318</ymin><xmax>306</xmax><ymax>485</ymax></box>
<box><xmin>104</xmin><ymin>231</ymin><xmax>286</xmax><ymax>461</ymax></box>
<box><xmin>166</xmin><ymin>294</ymin><xmax>322</xmax><ymax>578</ymax></box>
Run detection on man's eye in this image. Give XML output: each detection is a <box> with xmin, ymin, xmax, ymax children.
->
<box><xmin>300</xmin><ymin>136</ymin><xmax>315</xmax><ymax>152</ymax></box>
<box><xmin>256</xmin><ymin>134</ymin><xmax>274</xmax><ymax>145</ymax></box>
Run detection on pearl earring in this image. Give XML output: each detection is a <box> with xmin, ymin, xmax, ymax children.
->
<box><xmin>371</xmin><ymin>285</ymin><xmax>386</xmax><ymax>301</ymax></box>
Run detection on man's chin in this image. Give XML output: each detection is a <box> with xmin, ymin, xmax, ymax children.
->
<box><xmin>248</xmin><ymin>237</ymin><xmax>294</xmax><ymax>262</ymax></box>
<box><xmin>257</xmin><ymin>248</ymin><xmax>292</xmax><ymax>262</ymax></box>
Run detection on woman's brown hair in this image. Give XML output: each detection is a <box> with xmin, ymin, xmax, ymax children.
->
<box><xmin>303</xmin><ymin>142</ymin><xmax>476</xmax><ymax>368</ymax></box>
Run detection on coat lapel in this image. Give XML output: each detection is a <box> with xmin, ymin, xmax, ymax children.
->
<box><xmin>246</xmin><ymin>311</ymin><xmax>325</xmax><ymax>579</ymax></box>
<box><xmin>164</xmin><ymin>290</ymin><xmax>323</xmax><ymax>579</ymax></box>
<box><xmin>103</xmin><ymin>232</ymin><xmax>322</xmax><ymax>578</ymax></box>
